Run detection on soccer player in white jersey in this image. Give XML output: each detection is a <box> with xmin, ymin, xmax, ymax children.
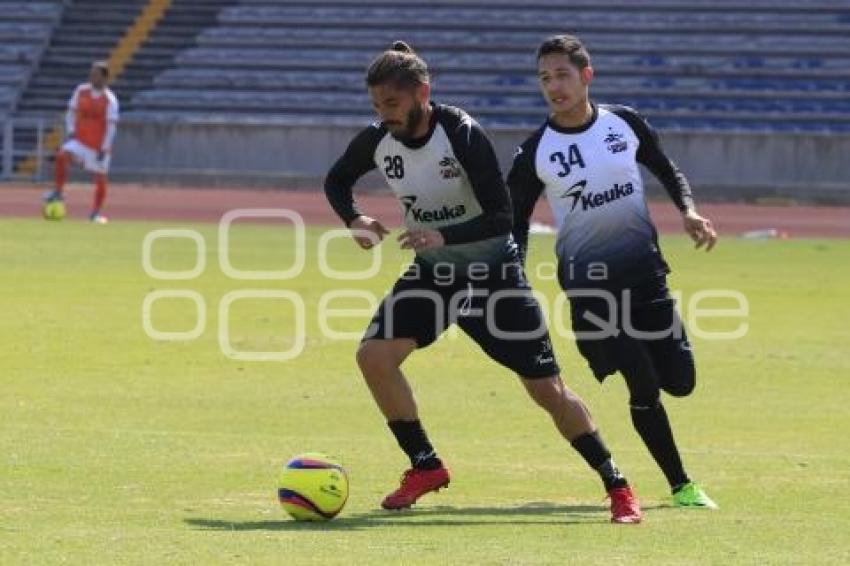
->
<box><xmin>43</xmin><ymin>61</ymin><xmax>119</xmax><ymax>224</ymax></box>
<box><xmin>325</xmin><ymin>41</ymin><xmax>642</xmax><ymax>523</ymax></box>
<box><xmin>508</xmin><ymin>35</ymin><xmax>719</xmax><ymax>509</ymax></box>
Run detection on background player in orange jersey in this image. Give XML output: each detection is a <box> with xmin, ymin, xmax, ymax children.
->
<box><xmin>43</xmin><ymin>61</ymin><xmax>119</xmax><ymax>224</ymax></box>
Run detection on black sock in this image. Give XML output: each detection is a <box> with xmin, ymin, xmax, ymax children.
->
<box><xmin>630</xmin><ymin>401</ymin><xmax>690</xmax><ymax>489</ymax></box>
<box><xmin>387</xmin><ymin>419</ymin><xmax>443</xmax><ymax>470</ymax></box>
<box><xmin>571</xmin><ymin>430</ymin><xmax>628</xmax><ymax>491</ymax></box>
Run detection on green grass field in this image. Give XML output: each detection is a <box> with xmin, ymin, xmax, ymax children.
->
<box><xmin>2</xmin><ymin>217</ymin><xmax>849</xmax><ymax>564</ymax></box>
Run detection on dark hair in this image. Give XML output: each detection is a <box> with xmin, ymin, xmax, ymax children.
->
<box><xmin>92</xmin><ymin>61</ymin><xmax>110</xmax><ymax>79</ymax></box>
<box><xmin>366</xmin><ymin>41</ymin><xmax>430</xmax><ymax>89</ymax></box>
<box><xmin>536</xmin><ymin>35</ymin><xmax>591</xmax><ymax>69</ymax></box>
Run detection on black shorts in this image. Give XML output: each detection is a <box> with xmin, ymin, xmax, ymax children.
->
<box><xmin>569</xmin><ymin>276</ymin><xmax>694</xmax><ymax>383</ymax></box>
<box><xmin>364</xmin><ymin>260</ymin><xmax>559</xmax><ymax>379</ymax></box>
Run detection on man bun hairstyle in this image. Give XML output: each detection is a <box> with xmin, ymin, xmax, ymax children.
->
<box><xmin>536</xmin><ymin>34</ymin><xmax>591</xmax><ymax>69</ymax></box>
<box><xmin>366</xmin><ymin>40</ymin><xmax>430</xmax><ymax>89</ymax></box>
<box><xmin>390</xmin><ymin>40</ymin><xmax>413</xmax><ymax>54</ymax></box>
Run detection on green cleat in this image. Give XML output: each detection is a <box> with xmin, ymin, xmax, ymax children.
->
<box><xmin>672</xmin><ymin>482</ymin><xmax>718</xmax><ymax>509</ymax></box>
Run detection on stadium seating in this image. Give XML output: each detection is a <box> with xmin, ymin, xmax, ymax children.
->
<box><xmin>3</xmin><ymin>0</ymin><xmax>849</xmax><ymax>134</ymax></box>
<box><xmin>0</xmin><ymin>1</ymin><xmax>64</xmax><ymax>120</ymax></box>
<box><xmin>126</xmin><ymin>0</ymin><xmax>850</xmax><ymax>132</ymax></box>
<box><xmin>15</xmin><ymin>0</ymin><xmax>235</xmax><ymax>116</ymax></box>
<box><xmin>6</xmin><ymin>0</ymin><xmax>235</xmax><ymax>173</ymax></box>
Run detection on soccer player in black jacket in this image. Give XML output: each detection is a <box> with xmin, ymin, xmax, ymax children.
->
<box><xmin>509</xmin><ymin>35</ymin><xmax>718</xmax><ymax>509</ymax></box>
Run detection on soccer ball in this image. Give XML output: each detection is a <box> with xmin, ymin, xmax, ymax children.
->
<box><xmin>43</xmin><ymin>200</ymin><xmax>66</xmax><ymax>221</ymax></box>
<box><xmin>278</xmin><ymin>453</ymin><xmax>348</xmax><ymax>521</ymax></box>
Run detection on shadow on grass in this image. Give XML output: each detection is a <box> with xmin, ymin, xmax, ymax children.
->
<box><xmin>185</xmin><ymin>501</ymin><xmax>669</xmax><ymax>531</ymax></box>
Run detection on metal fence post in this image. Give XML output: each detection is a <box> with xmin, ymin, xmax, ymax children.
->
<box><xmin>35</xmin><ymin>119</ymin><xmax>45</xmax><ymax>182</ymax></box>
<box><xmin>2</xmin><ymin>120</ymin><xmax>12</xmax><ymax>180</ymax></box>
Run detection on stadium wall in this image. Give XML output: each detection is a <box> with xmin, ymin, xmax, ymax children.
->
<box><xmin>110</xmin><ymin>119</ymin><xmax>849</xmax><ymax>203</ymax></box>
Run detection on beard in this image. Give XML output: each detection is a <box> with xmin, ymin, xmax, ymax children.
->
<box><xmin>387</xmin><ymin>104</ymin><xmax>425</xmax><ymax>141</ymax></box>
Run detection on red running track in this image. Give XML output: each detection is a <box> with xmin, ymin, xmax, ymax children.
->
<box><xmin>1</xmin><ymin>183</ymin><xmax>848</xmax><ymax>238</ymax></box>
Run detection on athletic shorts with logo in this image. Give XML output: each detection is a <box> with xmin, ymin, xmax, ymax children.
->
<box><xmin>364</xmin><ymin>260</ymin><xmax>559</xmax><ymax>379</ymax></box>
<box><xmin>568</xmin><ymin>275</ymin><xmax>695</xmax><ymax>386</ymax></box>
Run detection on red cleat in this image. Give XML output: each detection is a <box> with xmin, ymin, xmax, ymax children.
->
<box><xmin>609</xmin><ymin>486</ymin><xmax>642</xmax><ymax>524</ymax></box>
<box><xmin>381</xmin><ymin>467</ymin><xmax>450</xmax><ymax>510</ymax></box>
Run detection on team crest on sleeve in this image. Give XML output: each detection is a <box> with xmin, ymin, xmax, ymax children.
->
<box><xmin>439</xmin><ymin>156</ymin><xmax>462</xmax><ymax>179</ymax></box>
<box><xmin>604</xmin><ymin>130</ymin><xmax>628</xmax><ymax>154</ymax></box>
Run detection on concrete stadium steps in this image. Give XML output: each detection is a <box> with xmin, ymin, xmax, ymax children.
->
<box><xmin>149</xmin><ymin>45</ymin><xmax>850</xmax><ymax>100</ymax></box>
<box><xmin>0</xmin><ymin>68</ymin><xmax>28</xmax><ymax>86</ymax></box>
<box><xmin>195</xmin><ymin>27</ymin><xmax>850</xmax><ymax>58</ymax></box>
<box><xmin>132</xmin><ymin>91</ymin><xmax>850</xmax><ymax>117</ymax></box>
<box><xmin>0</xmin><ymin>46</ymin><xmax>44</xmax><ymax>64</ymax></box>
<box><xmin>0</xmin><ymin>22</ymin><xmax>56</xmax><ymax>43</ymax></box>
<box><xmin>127</xmin><ymin>89</ymin><xmax>850</xmax><ymax>131</ymax></box>
<box><xmin>136</xmin><ymin>70</ymin><xmax>850</xmax><ymax>114</ymax></box>
<box><xmin>15</xmin><ymin>1</ymin><xmax>149</xmax><ymax>116</ymax></box>
<box><xmin>120</xmin><ymin>0</ymin><xmax>850</xmax><ymax>131</ymax></box>
<box><xmin>216</xmin><ymin>4</ymin><xmax>850</xmax><ymax>35</ymax></box>
<box><xmin>0</xmin><ymin>2</ymin><xmax>62</xmax><ymax>118</ymax></box>
<box><xmin>16</xmin><ymin>0</ymin><xmax>236</xmax><ymax>116</ymax></box>
<box><xmin>10</xmin><ymin>0</ymin><xmax>236</xmax><ymax>172</ymax></box>
<box><xmin>0</xmin><ymin>1</ymin><xmax>64</xmax><ymax>21</ymax></box>
<box><xmin>123</xmin><ymin>109</ymin><xmax>850</xmax><ymax>133</ymax></box>
<box><xmin>240</xmin><ymin>0</ymin><xmax>850</xmax><ymax>9</ymax></box>
<box><xmin>9</xmin><ymin>0</ymin><xmax>150</xmax><ymax>175</ymax></box>
<box><xmin>0</xmin><ymin>87</ymin><xmax>17</xmax><ymax>105</ymax></box>
<box><xmin>170</xmin><ymin>47</ymin><xmax>850</xmax><ymax>74</ymax></box>
<box><xmin>149</xmin><ymin>69</ymin><xmax>850</xmax><ymax>95</ymax></box>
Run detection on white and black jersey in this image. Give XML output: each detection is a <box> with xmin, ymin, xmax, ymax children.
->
<box><xmin>325</xmin><ymin>103</ymin><xmax>514</xmax><ymax>268</ymax></box>
<box><xmin>508</xmin><ymin>103</ymin><xmax>694</xmax><ymax>290</ymax></box>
